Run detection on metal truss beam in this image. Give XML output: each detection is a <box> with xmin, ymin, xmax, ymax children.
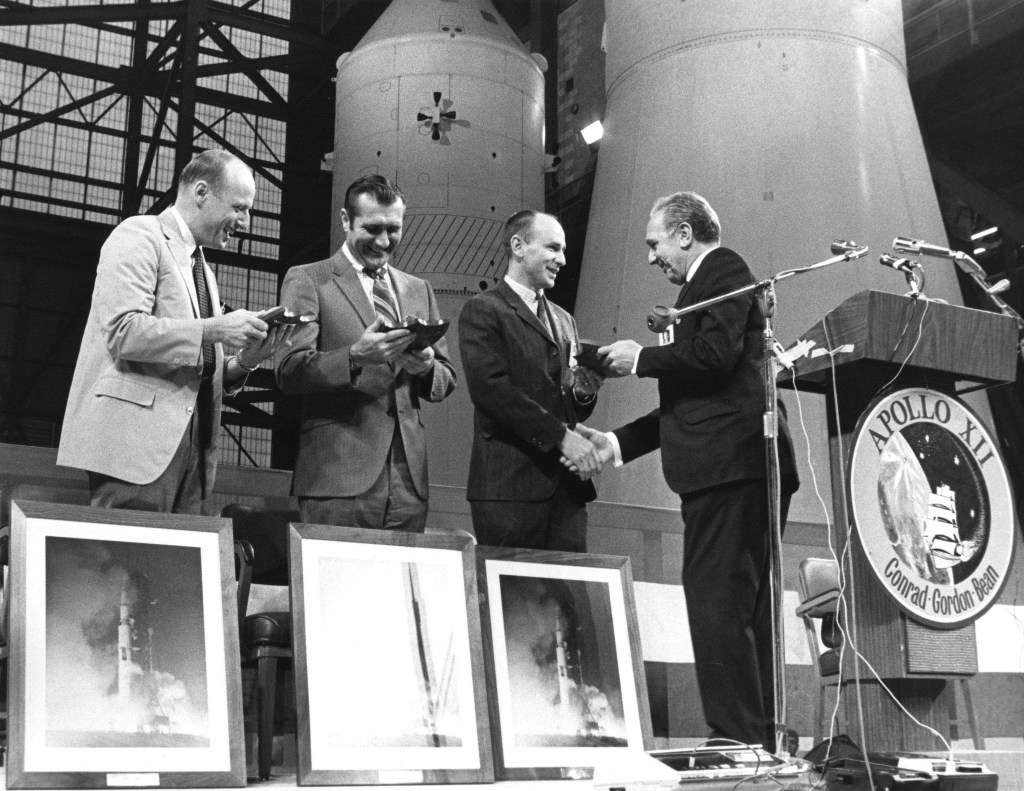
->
<box><xmin>0</xmin><ymin>43</ymin><xmax>284</xmax><ymax>119</ymax></box>
<box><xmin>0</xmin><ymin>0</ymin><xmax>326</xmax><ymax>49</ymax></box>
<box><xmin>0</xmin><ymin>85</ymin><xmax>120</xmax><ymax>142</ymax></box>
<box><xmin>201</xmin><ymin>21</ymin><xmax>285</xmax><ymax>107</ymax></box>
<box><xmin>0</xmin><ymin>0</ymin><xmax>185</xmax><ymax>26</ymax></box>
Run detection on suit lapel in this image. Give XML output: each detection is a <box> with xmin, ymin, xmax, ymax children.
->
<box><xmin>674</xmin><ymin>247</ymin><xmax>721</xmax><ymax>308</ymax></box>
<box><xmin>498</xmin><ymin>280</ymin><xmax>556</xmax><ymax>347</ymax></box>
<box><xmin>673</xmin><ymin>280</ymin><xmax>692</xmax><ymax>309</ymax></box>
<box><xmin>331</xmin><ymin>251</ymin><xmax>376</xmax><ymax>326</ymax></box>
<box><xmin>389</xmin><ymin>267</ymin><xmax>415</xmax><ymax>321</ymax></box>
<box><xmin>158</xmin><ymin>209</ymin><xmax>200</xmax><ymax>318</ymax></box>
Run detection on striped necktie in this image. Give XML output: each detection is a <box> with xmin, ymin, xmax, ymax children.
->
<box><xmin>365</xmin><ymin>266</ymin><xmax>400</xmax><ymax>325</ymax></box>
<box><xmin>192</xmin><ymin>248</ymin><xmax>216</xmax><ymax>375</ymax></box>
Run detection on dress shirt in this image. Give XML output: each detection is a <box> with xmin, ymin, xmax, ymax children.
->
<box><xmin>504</xmin><ymin>274</ymin><xmax>544</xmax><ymax>314</ymax></box>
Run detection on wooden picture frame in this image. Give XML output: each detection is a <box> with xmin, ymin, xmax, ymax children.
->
<box><xmin>7</xmin><ymin>501</ymin><xmax>246</xmax><ymax>788</ymax></box>
<box><xmin>476</xmin><ymin>548</ymin><xmax>653</xmax><ymax>780</ymax></box>
<box><xmin>288</xmin><ymin>524</ymin><xmax>494</xmax><ymax>785</ymax></box>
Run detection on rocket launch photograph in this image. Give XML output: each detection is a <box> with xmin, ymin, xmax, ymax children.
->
<box><xmin>43</xmin><ymin>535</ymin><xmax>211</xmax><ymax>748</ymax></box>
<box><xmin>479</xmin><ymin>553</ymin><xmax>651</xmax><ymax>779</ymax></box>
<box><xmin>497</xmin><ymin>574</ymin><xmax>627</xmax><ymax>749</ymax></box>
<box><xmin>291</xmin><ymin>533</ymin><xmax>487</xmax><ymax>778</ymax></box>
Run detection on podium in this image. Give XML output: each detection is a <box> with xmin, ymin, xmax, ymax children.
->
<box><xmin>780</xmin><ymin>290</ymin><xmax>1019</xmax><ymax>751</ymax></box>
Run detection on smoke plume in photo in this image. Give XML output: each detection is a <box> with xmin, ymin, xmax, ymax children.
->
<box><xmin>498</xmin><ymin>575</ymin><xmax>627</xmax><ymax>746</ymax></box>
<box><xmin>44</xmin><ymin>536</ymin><xmax>210</xmax><ymax>745</ymax></box>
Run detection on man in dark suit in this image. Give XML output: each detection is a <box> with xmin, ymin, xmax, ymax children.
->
<box><xmin>458</xmin><ymin>210</ymin><xmax>604</xmax><ymax>552</ymax></box>
<box><xmin>277</xmin><ymin>175</ymin><xmax>457</xmax><ymax>532</ymax></box>
<box><xmin>583</xmin><ymin>191</ymin><xmax>798</xmax><ymax>747</ymax></box>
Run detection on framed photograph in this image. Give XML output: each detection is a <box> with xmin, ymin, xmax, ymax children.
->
<box><xmin>477</xmin><ymin>548</ymin><xmax>653</xmax><ymax>780</ymax></box>
<box><xmin>289</xmin><ymin>524</ymin><xmax>493</xmax><ymax>785</ymax></box>
<box><xmin>7</xmin><ymin>501</ymin><xmax>246</xmax><ymax>788</ymax></box>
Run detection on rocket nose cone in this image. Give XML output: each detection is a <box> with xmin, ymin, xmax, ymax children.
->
<box><xmin>352</xmin><ymin>0</ymin><xmax>523</xmax><ymax>52</ymax></box>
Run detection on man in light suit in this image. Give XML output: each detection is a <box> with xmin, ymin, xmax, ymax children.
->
<box><xmin>458</xmin><ymin>210</ymin><xmax>603</xmax><ymax>552</ymax></box>
<box><xmin>583</xmin><ymin>191</ymin><xmax>799</xmax><ymax>747</ymax></box>
<box><xmin>58</xmin><ymin>149</ymin><xmax>292</xmax><ymax>514</ymax></box>
<box><xmin>276</xmin><ymin>175</ymin><xmax>456</xmax><ymax>532</ymax></box>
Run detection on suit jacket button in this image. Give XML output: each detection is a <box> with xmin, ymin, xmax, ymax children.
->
<box><xmin>186</xmin><ymin>406</ymin><xmax>194</xmax><ymax>415</ymax></box>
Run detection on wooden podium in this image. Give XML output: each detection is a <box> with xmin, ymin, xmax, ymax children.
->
<box><xmin>780</xmin><ymin>290</ymin><xmax>1019</xmax><ymax>751</ymax></box>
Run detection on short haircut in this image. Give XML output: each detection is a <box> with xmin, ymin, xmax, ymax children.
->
<box><xmin>650</xmin><ymin>191</ymin><xmax>721</xmax><ymax>244</ymax></box>
<box><xmin>504</xmin><ymin>209</ymin><xmax>557</xmax><ymax>251</ymax></box>
<box><xmin>344</xmin><ymin>174</ymin><xmax>405</xmax><ymax>218</ymax></box>
<box><xmin>177</xmin><ymin>149</ymin><xmax>246</xmax><ymax>195</ymax></box>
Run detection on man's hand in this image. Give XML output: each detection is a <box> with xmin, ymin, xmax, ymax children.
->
<box><xmin>395</xmin><ymin>345</ymin><xmax>435</xmax><ymax>376</ymax></box>
<box><xmin>576</xmin><ymin>424</ymin><xmax>615</xmax><ymax>464</ymax></box>
<box><xmin>237</xmin><ymin>322</ymin><xmax>295</xmax><ymax>368</ymax></box>
<box><xmin>203</xmin><ymin>310</ymin><xmax>269</xmax><ymax>348</ymax></box>
<box><xmin>598</xmin><ymin>339</ymin><xmax>643</xmax><ymax>377</ymax></box>
<box><xmin>557</xmin><ymin>428</ymin><xmax>602</xmax><ymax>479</ymax></box>
<box><xmin>560</xmin><ymin>423</ymin><xmax>615</xmax><ymax>479</ymax></box>
<box><xmin>350</xmin><ymin>316</ymin><xmax>416</xmax><ymax>366</ymax></box>
<box><xmin>572</xmin><ymin>365</ymin><xmax>604</xmax><ymax>399</ymax></box>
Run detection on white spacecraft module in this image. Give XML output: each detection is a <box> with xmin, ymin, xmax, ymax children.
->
<box><xmin>331</xmin><ymin>0</ymin><xmax>547</xmax><ymax>296</ymax></box>
<box><xmin>573</xmin><ymin>0</ymin><xmax>978</xmax><ymax>509</ymax></box>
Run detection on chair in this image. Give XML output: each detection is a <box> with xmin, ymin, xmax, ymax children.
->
<box><xmin>223</xmin><ymin>504</ymin><xmax>298</xmax><ymax>781</ymax></box>
<box><xmin>796</xmin><ymin>558</ymin><xmax>843</xmax><ymax>745</ymax></box>
<box><xmin>795</xmin><ymin>557</ymin><xmax>984</xmax><ymax>749</ymax></box>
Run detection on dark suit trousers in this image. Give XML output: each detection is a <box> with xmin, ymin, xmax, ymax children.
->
<box><xmin>298</xmin><ymin>425</ymin><xmax>427</xmax><ymax>533</ymax></box>
<box><xmin>680</xmin><ymin>477</ymin><xmax>790</xmax><ymax>746</ymax></box>
<box><xmin>471</xmin><ymin>484</ymin><xmax>587</xmax><ymax>552</ymax></box>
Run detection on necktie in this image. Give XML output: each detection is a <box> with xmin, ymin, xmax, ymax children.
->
<box><xmin>365</xmin><ymin>266</ymin><xmax>400</xmax><ymax>325</ymax></box>
<box><xmin>192</xmin><ymin>248</ymin><xmax>216</xmax><ymax>375</ymax></box>
<box><xmin>536</xmin><ymin>294</ymin><xmax>553</xmax><ymax>337</ymax></box>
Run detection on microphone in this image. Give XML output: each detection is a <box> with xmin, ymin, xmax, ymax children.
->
<box><xmin>879</xmin><ymin>254</ymin><xmax>917</xmax><ymax>274</ymax></box>
<box><xmin>986</xmin><ymin>278</ymin><xmax>1010</xmax><ymax>295</ymax></box>
<box><xmin>647</xmin><ymin>305</ymin><xmax>674</xmax><ymax>333</ymax></box>
<box><xmin>892</xmin><ymin>236</ymin><xmax>958</xmax><ymax>259</ymax></box>
<box><xmin>830</xmin><ymin>240</ymin><xmax>869</xmax><ymax>259</ymax></box>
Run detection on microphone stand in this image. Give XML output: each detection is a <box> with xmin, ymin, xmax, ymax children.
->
<box><xmin>951</xmin><ymin>251</ymin><xmax>1024</xmax><ymax>362</ymax></box>
<box><xmin>662</xmin><ymin>246</ymin><xmax>864</xmax><ymax>756</ymax></box>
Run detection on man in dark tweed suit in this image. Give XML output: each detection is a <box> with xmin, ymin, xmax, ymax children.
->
<box><xmin>458</xmin><ymin>210</ymin><xmax>604</xmax><ymax>552</ymax></box>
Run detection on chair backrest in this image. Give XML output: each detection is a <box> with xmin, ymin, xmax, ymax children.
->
<box><xmin>797</xmin><ymin>557</ymin><xmax>842</xmax><ymax>654</ymax></box>
<box><xmin>797</xmin><ymin>557</ymin><xmax>840</xmax><ymax>616</ymax></box>
<box><xmin>222</xmin><ymin>503</ymin><xmax>297</xmax><ymax>587</ymax></box>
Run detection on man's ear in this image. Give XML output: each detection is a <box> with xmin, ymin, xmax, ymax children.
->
<box><xmin>193</xmin><ymin>179</ymin><xmax>210</xmax><ymax>207</ymax></box>
<box><xmin>509</xmin><ymin>233</ymin><xmax>525</xmax><ymax>257</ymax></box>
<box><xmin>677</xmin><ymin>222</ymin><xmax>694</xmax><ymax>249</ymax></box>
<box><xmin>339</xmin><ymin>208</ymin><xmax>351</xmax><ymax>232</ymax></box>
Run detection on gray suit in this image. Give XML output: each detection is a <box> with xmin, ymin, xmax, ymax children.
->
<box><xmin>58</xmin><ymin>208</ymin><xmax>229</xmax><ymax>493</ymax></box>
<box><xmin>276</xmin><ymin>251</ymin><xmax>456</xmax><ymax>516</ymax></box>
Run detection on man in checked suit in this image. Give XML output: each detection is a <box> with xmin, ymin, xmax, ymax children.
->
<box><xmin>58</xmin><ymin>149</ymin><xmax>293</xmax><ymax>514</ymax></box>
<box><xmin>583</xmin><ymin>191</ymin><xmax>799</xmax><ymax>747</ymax></box>
<box><xmin>458</xmin><ymin>210</ymin><xmax>604</xmax><ymax>552</ymax></box>
<box><xmin>277</xmin><ymin>175</ymin><xmax>456</xmax><ymax>532</ymax></box>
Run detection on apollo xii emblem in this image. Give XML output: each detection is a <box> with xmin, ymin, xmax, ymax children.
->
<box><xmin>849</xmin><ymin>388</ymin><xmax>1015</xmax><ymax>628</ymax></box>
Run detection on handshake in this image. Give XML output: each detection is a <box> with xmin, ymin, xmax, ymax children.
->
<box><xmin>557</xmin><ymin>424</ymin><xmax>614</xmax><ymax>481</ymax></box>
